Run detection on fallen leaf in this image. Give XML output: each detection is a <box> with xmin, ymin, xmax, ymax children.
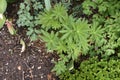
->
<box><xmin>20</xmin><ymin>39</ymin><xmax>26</xmax><ymax>52</ymax></box>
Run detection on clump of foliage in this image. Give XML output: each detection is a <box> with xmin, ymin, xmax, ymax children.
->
<box><xmin>82</xmin><ymin>0</ymin><xmax>120</xmax><ymax>58</ymax></box>
<box><xmin>17</xmin><ymin>0</ymin><xmax>43</xmax><ymax>41</ymax></box>
<box><xmin>59</xmin><ymin>57</ymin><xmax>120</xmax><ymax>80</ymax></box>
<box><xmin>57</xmin><ymin>0</ymin><xmax>120</xmax><ymax>79</ymax></box>
<box><xmin>38</xmin><ymin>3</ymin><xmax>90</xmax><ymax>75</ymax></box>
<box><xmin>38</xmin><ymin>0</ymin><xmax>120</xmax><ymax>76</ymax></box>
<box><xmin>82</xmin><ymin>0</ymin><xmax>120</xmax><ymax>16</ymax></box>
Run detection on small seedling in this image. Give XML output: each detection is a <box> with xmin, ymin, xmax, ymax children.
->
<box><xmin>5</xmin><ymin>20</ymin><xmax>16</xmax><ymax>35</ymax></box>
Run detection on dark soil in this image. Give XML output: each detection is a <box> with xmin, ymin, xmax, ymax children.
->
<box><xmin>0</xmin><ymin>26</ymin><xmax>58</xmax><ymax>80</ymax></box>
<box><xmin>0</xmin><ymin>1</ymin><xmax>58</xmax><ymax>80</ymax></box>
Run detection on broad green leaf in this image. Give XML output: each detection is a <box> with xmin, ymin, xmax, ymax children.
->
<box><xmin>0</xmin><ymin>14</ymin><xmax>6</xmax><ymax>29</ymax></box>
<box><xmin>0</xmin><ymin>0</ymin><xmax>7</xmax><ymax>13</ymax></box>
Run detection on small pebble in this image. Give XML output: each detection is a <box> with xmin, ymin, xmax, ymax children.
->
<box><xmin>37</xmin><ymin>66</ymin><xmax>41</xmax><ymax>69</ymax></box>
<box><xmin>17</xmin><ymin>66</ymin><xmax>21</xmax><ymax>70</ymax></box>
<box><xmin>31</xmin><ymin>65</ymin><xmax>34</xmax><ymax>69</ymax></box>
<box><xmin>41</xmin><ymin>75</ymin><xmax>43</xmax><ymax>78</ymax></box>
<box><xmin>5</xmin><ymin>63</ymin><xmax>8</xmax><ymax>66</ymax></box>
<box><xmin>4</xmin><ymin>78</ymin><xmax>6</xmax><ymax>80</ymax></box>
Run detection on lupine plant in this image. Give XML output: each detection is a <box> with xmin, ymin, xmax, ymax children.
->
<box><xmin>38</xmin><ymin>3</ymin><xmax>90</xmax><ymax>75</ymax></box>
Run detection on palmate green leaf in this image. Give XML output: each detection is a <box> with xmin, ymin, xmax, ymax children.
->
<box><xmin>92</xmin><ymin>14</ymin><xmax>105</xmax><ymax>25</ymax></box>
<box><xmin>39</xmin><ymin>10</ymin><xmax>53</xmax><ymax>30</ymax></box>
<box><xmin>51</xmin><ymin>20</ymin><xmax>61</xmax><ymax>30</ymax></box>
<box><xmin>30</xmin><ymin>33</ymin><xmax>38</xmax><ymax>41</ymax></box>
<box><xmin>39</xmin><ymin>10</ymin><xmax>62</xmax><ymax>30</ymax></box>
<box><xmin>82</xmin><ymin>0</ymin><xmax>96</xmax><ymax>15</ymax></box>
<box><xmin>66</xmin><ymin>42</ymin><xmax>81</xmax><ymax>60</ymax></box>
<box><xmin>55</xmin><ymin>40</ymin><xmax>67</xmax><ymax>54</ymax></box>
<box><xmin>90</xmin><ymin>22</ymin><xmax>104</xmax><ymax>45</ymax></box>
<box><xmin>61</xmin><ymin>15</ymin><xmax>75</xmax><ymax>27</ymax></box>
<box><xmin>40</xmin><ymin>30</ymin><xmax>58</xmax><ymax>51</ymax></box>
<box><xmin>98</xmin><ymin>4</ymin><xmax>107</xmax><ymax>13</ymax></box>
<box><xmin>52</xmin><ymin>61</ymin><xmax>67</xmax><ymax>75</ymax></box>
<box><xmin>0</xmin><ymin>0</ymin><xmax>7</xmax><ymax>13</ymax></box>
<box><xmin>34</xmin><ymin>29</ymin><xmax>41</xmax><ymax>34</ymax></box>
<box><xmin>61</xmin><ymin>18</ymin><xmax>89</xmax><ymax>40</ymax></box>
<box><xmin>60</xmin><ymin>16</ymin><xmax>75</xmax><ymax>40</ymax></box>
<box><xmin>39</xmin><ymin>4</ymin><xmax>68</xmax><ymax>30</ymax></box>
<box><xmin>52</xmin><ymin>3</ymin><xmax>68</xmax><ymax>22</ymax></box>
<box><xmin>60</xmin><ymin>18</ymin><xmax>90</xmax><ymax>53</ymax></box>
<box><xmin>105</xmin><ymin>49</ymin><xmax>115</xmax><ymax>56</ymax></box>
<box><xmin>59</xmin><ymin>54</ymin><xmax>69</xmax><ymax>63</ymax></box>
<box><xmin>60</xmin><ymin>30</ymin><xmax>71</xmax><ymax>40</ymax></box>
<box><xmin>75</xmin><ymin>18</ymin><xmax>89</xmax><ymax>41</ymax></box>
<box><xmin>78</xmin><ymin>36</ymin><xmax>89</xmax><ymax>54</ymax></box>
<box><xmin>33</xmin><ymin>1</ymin><xmax>43</xmax><ymax>11</ymax></box>
<box><xmin>72</xmin><ymin>47</ymin><xmax>80</xmax><ymax>60</ymax></box>
<box><xmin>27</xmin><ymin>27</ymin><xmax>41</xmax><ymax>41</ymax></box>
<box><xmin>27</xmin><ymin>27</ymin><xmax>34</xmax><ymax>35</ymax></box>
